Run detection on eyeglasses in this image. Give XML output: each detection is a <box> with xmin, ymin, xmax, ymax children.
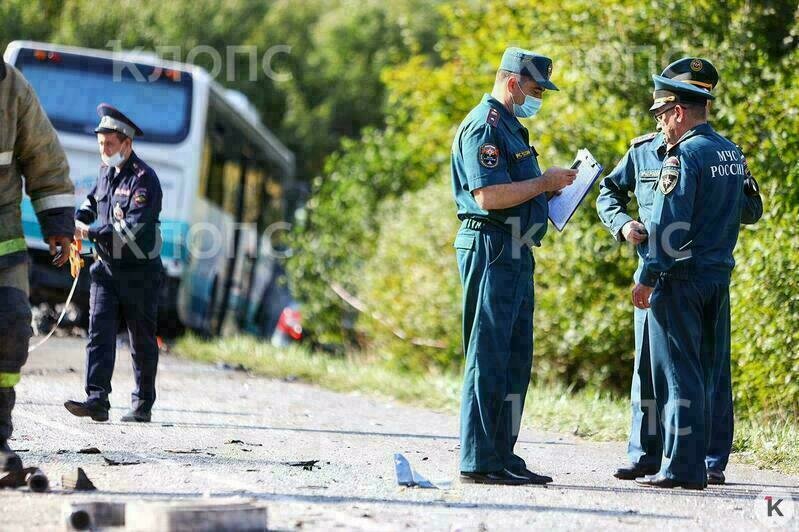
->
<box><xmin>653</xmin><ymin>104</ymin><xmax>678</xmax><ymax>123</ymax></box>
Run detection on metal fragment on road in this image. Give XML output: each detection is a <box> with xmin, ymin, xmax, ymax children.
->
<box><xmin>103</xmin><ymin>455</ymin><xmax>141</xmax><ymax>466</ymax></box>
<box><xmin>64</xmin><ymin>501</ymin><xmax>125</xmax><ymax>530</ymax></box>
<box><xmin>394</xmin><ymin>453</ymin><xmax>437</xmax><ymax>489</ymax></box>
<box><xmin>125</xmin><ymin>501</ymin><xmax>267</xmax><ymax>532</ymax></box>
<box><xmin>78</xmin><ymin>447</ymin><xmax>101</xmax><ymax>454</ymax></box>
<box><xmin>0</xmin><ymin>467</ymin><xmax>49</xmax><ymax>492</ymax></box>
<box><xmin>62</xmin><ymin>468</ymin><xmax>97</xmax><ymax>491</ymax></box>
<box><xmin>286</xmin><ymin>460</ymin><xmax>320</xmax><ymax>471</ymax></box>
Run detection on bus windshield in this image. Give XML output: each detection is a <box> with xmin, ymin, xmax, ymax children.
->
<box><xmin>15</xmin><ymin>48</ymin><xmax>192</xmax><ymax>144</ymax></box>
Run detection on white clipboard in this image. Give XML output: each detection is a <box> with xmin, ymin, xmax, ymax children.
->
<box><xmin>547</xmin><ymin>148</ymin><xmax>603</xmax><ymax>231</ymax></box>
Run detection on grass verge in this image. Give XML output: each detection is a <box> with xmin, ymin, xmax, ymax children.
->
<box><xmin>175</xmin><ymin>334</ymin><xmax>798</xmax><ymax>475</ymax></box>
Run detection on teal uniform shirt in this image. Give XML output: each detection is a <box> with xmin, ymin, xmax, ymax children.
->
<box><xmin>597</xmin><ymin>132</ymin><xmax>666</xmax><ymax>282</ymax></box>
<box><xmin>451</xmin><ymin>94</ymin><xmax>548</xmax><ymax>246</ymax></box>
<box><xmin>640</xmin><ymin>123</ymin><xmax>749</xmax><ymax>286</ymax></box>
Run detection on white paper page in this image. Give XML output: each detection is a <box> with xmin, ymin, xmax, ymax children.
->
<box><xmin>548</xmin><ymin>148</ymin><xmax>603</xmax><ymax>231</ymax></box>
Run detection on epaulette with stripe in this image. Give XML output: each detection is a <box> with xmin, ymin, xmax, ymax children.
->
<box><xmin>485</xmin><ymin>108</ymin><xmax>500</xmax><ymax>127</ymax></box>
<box><xmin>630</xmin><ymin>132</ymin><xmax>658</xmax><ymax>147</ymax></box>
<box><xmin>132</xmin><ymin>162</ymin><xmax>147</xmax><ymax>178</ymax></box>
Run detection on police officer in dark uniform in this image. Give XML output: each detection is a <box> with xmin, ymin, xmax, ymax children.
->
<box><xmin>631</xmin><ymin>75</ymin><xmax>753</xmax><ymax>489</ymax></box>
<box><xmin>451</xmin><ymin>47</ymin><xmax>576</xmax><ymax>485</ymax></box>
<box><xmin>597</xmin><ymin>58</ymin><xmax>762</xmax><ymax>485</ymax></box>
<box><xmin>64</xmin><ymin>104</ymin><xmax>163</xmax><ymax>423</ymax></box>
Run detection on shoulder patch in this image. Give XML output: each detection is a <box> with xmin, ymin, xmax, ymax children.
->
<box><xmin>658</xmin><ymin>156</ymin><xmax>680</xmax><ymax>195</ymax></box>
<box><xmin>478</xmin><ymin>143</ymin><xmax>500</xmax><ymax>169</ymax></box>
<box><xmin>132</xmin><ymin>162</ymin><xmax>147</xmax><ymax>178</ymax></box>
<box><xmin>630</xmin><ymin>132</ymin><xmax>658</xmax><ymax>147</ymax></box>
<box><xmin>486</xmin><ymin>108</ymin><xmax>500</xmax><ymax>127</ymax></box>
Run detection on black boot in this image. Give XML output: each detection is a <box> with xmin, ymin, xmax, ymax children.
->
<box><xmin>0</xmin><ymin>387</ymin><xmax>22</xmax><ymax>473</ymax></box>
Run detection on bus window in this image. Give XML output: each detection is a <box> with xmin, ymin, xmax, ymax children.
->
<box><xmin>203</xmin><ymin>139</ymin><xmax>226</xmax><ymax>209</ymax></box>
<box><xmin>243</xmin><ymin>165</ymin><xmax>265</xmax><ymax>226</ymax></box>
<box><xmin>262</xmin><ymin>176</ymin><xmax>285</xmax><ymax>227</ymax></box>
<box><xmin>222</xmin><ymin>160</ymin><xmax>243</xmax><ymax>217</ymax></box>
<box><xmin>14</xmin><ymin>47</ymin><xmax>192</xmax><ymax>143</ymax></box>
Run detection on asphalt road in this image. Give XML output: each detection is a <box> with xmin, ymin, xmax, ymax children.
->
<box><xmin>1</xmin><ymin>337</ymin><xmax>797</xmax><ymax>531</ymax></box>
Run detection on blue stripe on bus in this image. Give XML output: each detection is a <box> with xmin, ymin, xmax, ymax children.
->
<box><xmin>21</xmin><ymin>200</ymin><xmax>190</xmax><ymax>262</ymax></box>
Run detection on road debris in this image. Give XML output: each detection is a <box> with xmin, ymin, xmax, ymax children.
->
<box><xmin>286</xmin><ymin>460</ymin><xmax>320</xmax><ymax>471</ymax></box>
<box><xmin>394</xmin><ymin>453</ymin><xmax>437</xmax><ymax>489</ymax></box>
<box><xmin>103</xmin><ymin>456</ymin><xmax>141</xmax><ymax>466</ymax></box>
<box><xmin>78</xmin><ymin>447</ymin><xmax>101</xmax><ymax>454</ymax></box>
<box><xmin>64</xmin><ymin>501</ymin><xmax>125</xmax><ymax>530</ymax></box>
<box><xmin>0</xmin><ymin>467</ymin><xmax>49</xmax><ymax>492</ymax></box>
<box><xmin>125</xmin><ymin>501</ymin><xmax>267</xmax><ymax>532</ymax></box>
<box><xmin>216</xmin><ymin>362</ymin><xmax>249</xmax><ymax>372</ymax></box>
<box><xmin>225</xmin><ymin>439</ymin><xmax>263</xmax><ymax>447</ymax></box>
<box><xmin>164</xmin><ymin>448</ymin><xmax>203</xmax><ymax>454</ymax></box>
<box><xmin>62</xmin><ymin>468</ymin><xmax>97</xmax><ymax>491</ymax></box>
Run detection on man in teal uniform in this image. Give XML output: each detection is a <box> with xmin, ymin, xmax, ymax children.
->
<box><xmin>451</xmin><ymin>47</ymin><xmax>576</xmax><ymax>485</ymax></box>
<box><xmin>596</xmin><ymin>58</ymin><xmax>762</xmax><ymax>485</ymax></box>
<box><xmin>631</xmin><ymin>74</ymin><xmax>753</xmax><ymax>489</ymax></box>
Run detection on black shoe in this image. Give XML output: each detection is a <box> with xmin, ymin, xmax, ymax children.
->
<box><xmin>0</xmin><ymin>439</ymin><xmax>22</xmax><ymax>473</ymax></box>
<box><xmin>64</xmin><ymin>400</ymin><xmax>109</xmax><ymax>422</ymax></box>
<box><xmin>460</xmin><ymin>469</ymin><xmax>531</xmax><ymax>486</ymax></box>
<box><xmin>635</xmin><ymin>474</ymin><xmax>705</xmax><ymax>490</ymax></box>
<box><xmin>513</xmin><ymin>467</ymin><xmax>553</xmax><ymax>485</ymax></box>
<box><xmin>707</xmin><ymin>469</ymin><xmax>726</xmax><ymax>485</ymax></box>
<box><xmin>614</xmin><ymin>463</ymin><xmax>659</xmax><ymax>480</ymax></box>
<box><xmin>120</xmin><ymin>410</ymin><xmax>151</xmax><ymax>423</ymax></box>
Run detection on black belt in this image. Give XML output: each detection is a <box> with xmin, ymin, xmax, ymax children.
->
<box><xmin>462</xmin><ymin>218</ymin><xmax>510</xmax><ymax>234</ymax></box>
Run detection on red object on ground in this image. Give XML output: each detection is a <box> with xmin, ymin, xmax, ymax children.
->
<box><xmin>276</xmin><ymin>308</ymin><xmax>303</xmax><ymax>341</ymax></box>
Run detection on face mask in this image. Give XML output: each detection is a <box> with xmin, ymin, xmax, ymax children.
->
<box><xmin>101</xmin><ymin>147</ymin><xmax>126</xmax><ymax>167</ymax></box>
<box><xmin>513</xmin><ymin>85</ymin><xmax>543</xmax><ymax>118</ymax></box>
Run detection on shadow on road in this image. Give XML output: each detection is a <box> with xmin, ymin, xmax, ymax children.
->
<box><xmin>50</xmin><ymin>488</ymin><xmax>688</xmax><ymax>521</ymax></box>
<box><xmin>551</xmin><ymin>482</ymin><xmax>799</xmax><ymax>502</ymax></box>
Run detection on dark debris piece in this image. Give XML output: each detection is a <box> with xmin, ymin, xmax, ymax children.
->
<box><xmin>78</xmin><ymin>447</ymin><xmax>101</xmax><ymax>454</ymax></box>
<box><xmin>62</xmin><ymin>468</ymin><xmax>97</xmax><ymax>491</ymax></box>
<box><xmin>286</xmin><ymin>460</ymin><xmax>320</xmax><ymax>471</ymax></box>
<box><xmin>102</xmin><ymin>456</ymin><xmax>141</xmax><ymax>466</ymax></box>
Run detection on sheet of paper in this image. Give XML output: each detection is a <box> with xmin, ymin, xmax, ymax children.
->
<box><xmin>547</xmin><ymin>148</ymin><xmax>604</xmax><ymax>231</ymax></box>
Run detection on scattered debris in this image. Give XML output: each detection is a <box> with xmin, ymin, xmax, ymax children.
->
<box><xmin>78</xmin><ymin>447</ymin><xmax>101</xmax><ymax>454</ymax></box>
<box><xmin>165</xmin><ymin>449</ymin><xmax>203</xmax><ymax>455</ymax></box>
<box><xmin>56</xmin><ymin>449</ymin><xmax>68</xmax><ymax>455</ymax></box>
<box><xmin>0</xmin><ymin>467</ymin><xmax>49</xmax><ymax>492</ymax></box>
<box><xmin>394</xmin><ymin>453</ymin><xmax>437</xmax><ymax>489</ymax></box>
<box><xmin>64</xmin><ymin>501</ymin><xmax>125</xmax><ymax>530</ymax></box>
<box><xmin>125</xmin><ymin>501</ymin><xmax>267</xmax><ymax>531</ymax></box>
<box><xmin>62</xmin><ymin>468</ymin><xmax>97</xmax><ymax>491</ymax></box>
<box><xmin>103</xmin><ymin>456</ymin><xmax>141</xmax><ymax>467</ymax></box>
<box><xmin>161</xmin><ymin>424</ymin><xmax>174</xmax><ymax>427</ymax></box>
<box><xmin>286</xmin><ymin>460</ymin><xmax>320</xmax><ymax>471</ymax></box>
<box><xmin>225</xmin><ymin>439</ymin><xmax>263</xmax><ymax>447</ymax></box>
<box><xmin>216</xmin><ymin>362</ymin><xmax>249</xmax><ymax>372</ymax></box>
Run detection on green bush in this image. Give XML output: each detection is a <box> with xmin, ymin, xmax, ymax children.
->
<box><xmin>355</xmin><ymin>179</ymin><xmax>462</xmax><ymax>372</ymax></box>
<box><xmin>731</xmin><ymin>212</ymin><xmax>799</xmax><ymax>419</ymax></box>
